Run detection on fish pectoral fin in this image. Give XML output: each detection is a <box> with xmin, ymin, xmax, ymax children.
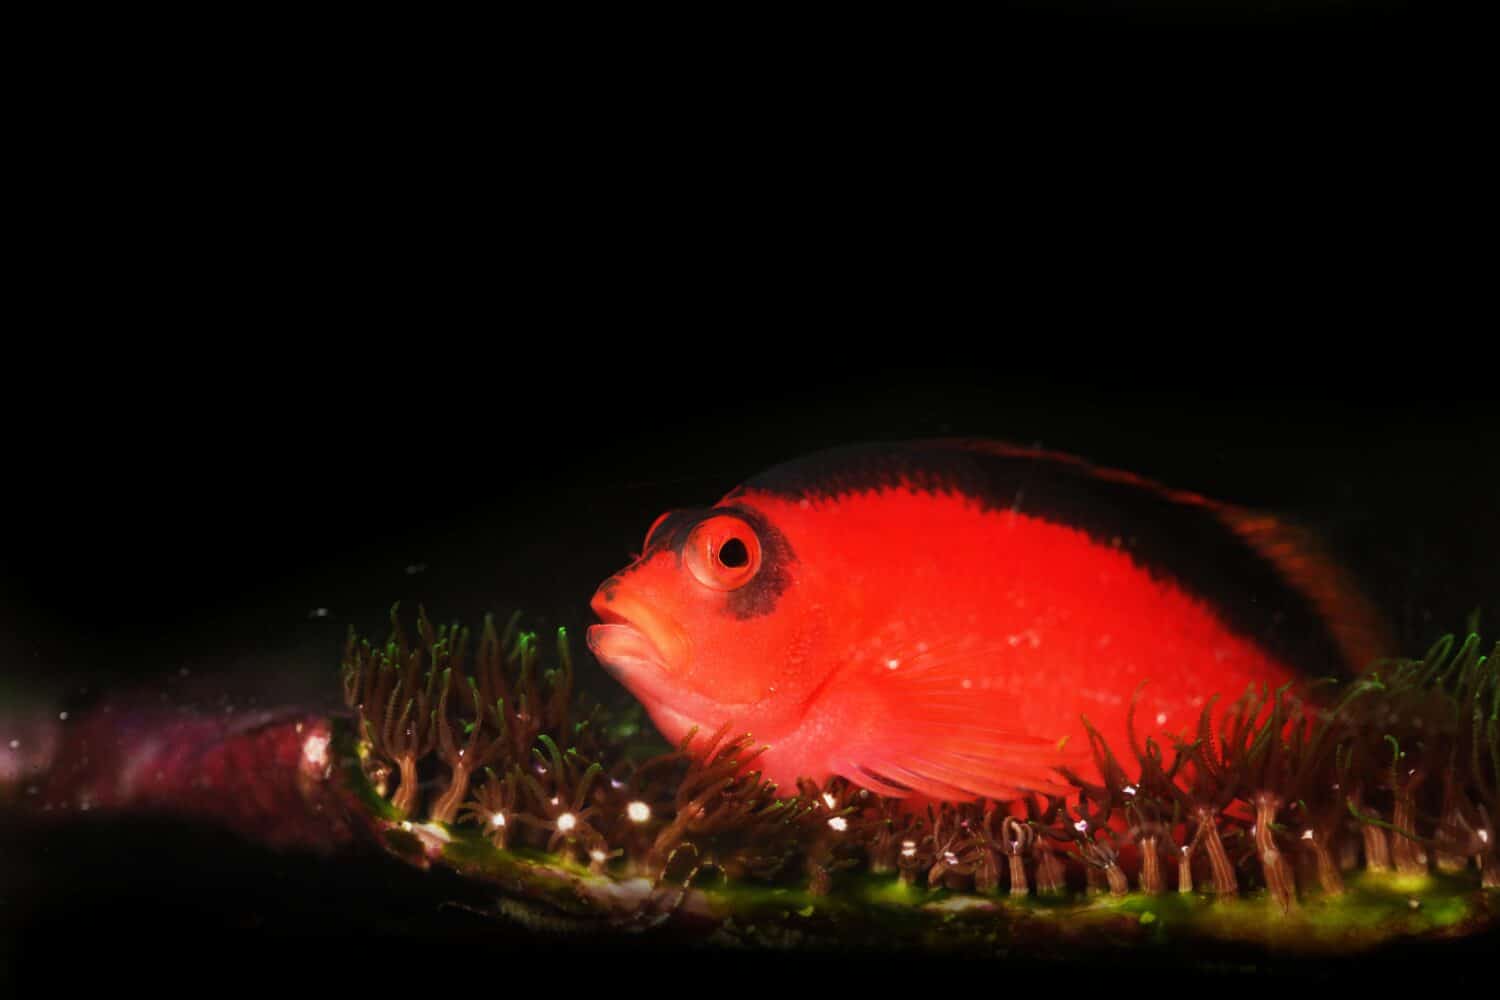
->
<box><xmin>832</xmin><ymin>640</ymin><xmax>1088</xmax><ymax>800</ymax></box>
<box><xmin>832</xmin><ymin>733</ymin><xmax>1083</xmax><ymax>802</ymax></box>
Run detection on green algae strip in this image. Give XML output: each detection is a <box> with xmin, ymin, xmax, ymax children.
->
<box><xmin>382</xmin><ymin>774</ymin><xmax>1497</xmax><ymax>954</ymax></box>
<box><xmin>350</xmin><ymin>764</ymin><xmax>1499</xmax><ymax>956</ymax></box>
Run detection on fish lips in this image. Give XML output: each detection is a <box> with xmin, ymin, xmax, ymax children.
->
<box><xmin>587</xmin><ymin>622</ymin><xmax>743</xmax><ymax>748</ymax></box>
<box><xmin>587</xmin><ymin>588</ymin><xmax>689</xmax><ymax>683</ymax></box>
<box><xmin>585</xmin><ymin>622</ymin><xmax>707</xmax><ymax>713</ymax></box>
<box><xmin>586</xmin><ymin>601</ymin><xmax>743</xmax><ymax>739</ymax></box>
<box><xmin>586</xmin><ymin>622</ymin><xmax>671</xmax><ymax>680</ymax></box>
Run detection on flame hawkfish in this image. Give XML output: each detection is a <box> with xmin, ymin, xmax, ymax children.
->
<box><xmin>587</xmin><ymin>440</ymin><xmax>1389</xmax><ymax>800</ymax></box>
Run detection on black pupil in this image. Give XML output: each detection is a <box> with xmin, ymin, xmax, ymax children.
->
<box><xmin>718</xmin><ymin>537</ymin><xmax>749</xmax><ymax>568</ymax></box>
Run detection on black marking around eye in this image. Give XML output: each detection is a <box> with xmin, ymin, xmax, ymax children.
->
<box><xmin>633</xmin><ymin>504</ymin><xmax>795</xmax><ymax>620</ymax></box>
<box><xmin>737</xmin><ymin>439</ymin><xmax>1358</xmax><ymax>681</ymax></box>
<box><xmin>641</xmin><ymin>508</ymin><xmax>710</xmax><ymax>560</ymax></box>
<box><xmin>717</xmin><ymin>505</ymin><xmax>794</xmax><ymax>620</ymax></box>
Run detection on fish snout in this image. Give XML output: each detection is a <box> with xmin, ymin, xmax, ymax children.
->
<box><xmin>587</xmin><ymin>581</ymin><xmax>691</xmax><ymax>680</ymax></box>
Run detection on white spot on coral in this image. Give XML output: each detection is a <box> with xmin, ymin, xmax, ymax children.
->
<box><xmin>901</xmin><ymin>840</ymin><xmax>917</xmax><ymax>857</ymax></box>
<box><xmin>828</xmin><ymin>816</ymin><xmax>848</xmax><ymax>832</ymax></box>
<box><xmin>301</xmin><ymin>733</ymin><xmax>330</xmax><ymax>768</ymax></box>
<box><xmin>590</xmin><ymin>849</ymin><xmax>608</xmax><ymax>862</ymax></box>
<box><xmin>1301</xmin><ymin>829</ymin><xmax>1314</xmax><ymax>841</ymax></box>
<box><xmin>627</xmin><ymin>801</ymin><xmax>651</xmax><ymax>823</ymax></box>
<box><xmin>1074</xmin><ymin>819</ymin><xmax>1088</xmax><ymax>833</ymax></box>
<box><xmin>557</xmin><ymin>813</ymin><xmax>577</xmax><ymax>832</ymax></box>
<box><xmin>491</xmin><ymin>812</ymin><xmax>506</xmax><ymax>828</ymax></box>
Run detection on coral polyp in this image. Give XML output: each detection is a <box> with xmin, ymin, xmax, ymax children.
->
<box><xmin>330</xmin><ymin>606</ymin><xmax>1500</xmax><ymax>956</ymax></box>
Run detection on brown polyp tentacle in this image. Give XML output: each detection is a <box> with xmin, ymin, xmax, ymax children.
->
<box><xmin>393</xmin><ymin>752</ymin><xmax>421</xmax><ymax>818</ymax></box>
<box><xmin>1177</xmin><ymin>839</ymin><xmax>1195</xmax><ymax>894</ymax></box>
<box><xmin>1139</xmin><ymin>833</ymin><xmax>1164</xmax><ymax>895</ymax></box>
<box><xmin>1254</xmin><ymin>791</ymin><xmax>1296</xmax><ymax>913</ymax></box>
<box><xmin>1195</xmin><ymin>806</ymin><xmax>1239</xmax><ymax>895</ymax></box>
<box><xmin>1001</xmin><ymin>816</ymin><xmax>1032</xmax><ymax>896</ymax></box>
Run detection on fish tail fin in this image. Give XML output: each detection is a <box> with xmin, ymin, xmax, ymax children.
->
<box><xmin>1219</xmin><ymin>509</ymin><xmax>1394</xmax><ymax>675</ymax></box>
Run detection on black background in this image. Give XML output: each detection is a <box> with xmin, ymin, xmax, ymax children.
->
<box><xmin>7</xmin><ymin>345</ymin><xmax>1497</xmax><ymax>981</ymax></box>
<box><xmin>5</xmin><ymin>7</ymin><xmax>1496</xmax><ymax>986</ymax></box>
<box><xmin>8</xmin><ymin>360</ymin><xmax>1496</xmax><ymax>701</ymax></box>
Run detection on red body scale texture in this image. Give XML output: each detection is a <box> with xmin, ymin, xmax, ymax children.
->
<box><xmin>612</xmin><ymin>486</ymin><xmax>1353</xmax><ymax>800</ymax></box>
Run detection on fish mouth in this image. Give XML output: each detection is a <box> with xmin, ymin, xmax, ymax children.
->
<box><xmin>586</xmin><ymin>616</ymin><xmax>734</xmax><ymax>748</ymax></box>
<box><xmin>587</xmin><ymin>587</ymin><xmax>752</xmax><ymax>745</ymax></box>
<box><xmin>585</xmin><ymin>587</ymin><xmax>690</xmax><ymax>680</ymax></box>
<box><xmin>586</xmin><ymin>613</ymin><xmax>709</xmax><ymax>739</ymax></box>
<box><xmin>587</xmin><ymin>618</ymin><xmax>670</xmax><ymax>676</ymax></box>
<box><xmin>586</xmin><ymin>592</ymin><xmax>687</xmax><ymax>700</ymax></box>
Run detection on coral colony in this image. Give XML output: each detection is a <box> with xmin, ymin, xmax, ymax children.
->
<box><xmin>337</xmin><ymin>607</ymin><xmax>1499</xmax><ymax>950</ymax></box>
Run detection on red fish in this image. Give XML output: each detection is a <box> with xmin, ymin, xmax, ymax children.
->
<box><xmin>587</xmin><ymin>440</ymin><xmax>1389</xmax><ymax>799</ymax></box>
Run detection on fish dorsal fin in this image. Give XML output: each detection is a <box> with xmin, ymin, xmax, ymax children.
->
<box><xmin>827</xmin><ymin>637</ymin><xmax>1087</xmax><ymax>801</ymax></box>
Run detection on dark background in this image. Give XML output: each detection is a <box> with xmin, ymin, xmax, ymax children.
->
<box><xmin>4</xmin><ymin>8</ymin><xmax>1492</xmax><ymax>981</ymax></box>
<box><xmin>5</xmin><ymin>352</ymin><xmax>1496</xmax><ymax>984</ymax></box>
<box><xmin>6</xmin><ymin>359</ymin><xmax>1495</xmax><ymax>703</ymax></box>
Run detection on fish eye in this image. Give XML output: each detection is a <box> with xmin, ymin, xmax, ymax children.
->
<box><xmin>717</xmin><ymin>537</ymin><xmax>749</xmax><ymax>567</ymax></box>
<box><xmin>684</xmin><ymin>516</ymin><xmax>760</xmax><ymax>591</ymax></box>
